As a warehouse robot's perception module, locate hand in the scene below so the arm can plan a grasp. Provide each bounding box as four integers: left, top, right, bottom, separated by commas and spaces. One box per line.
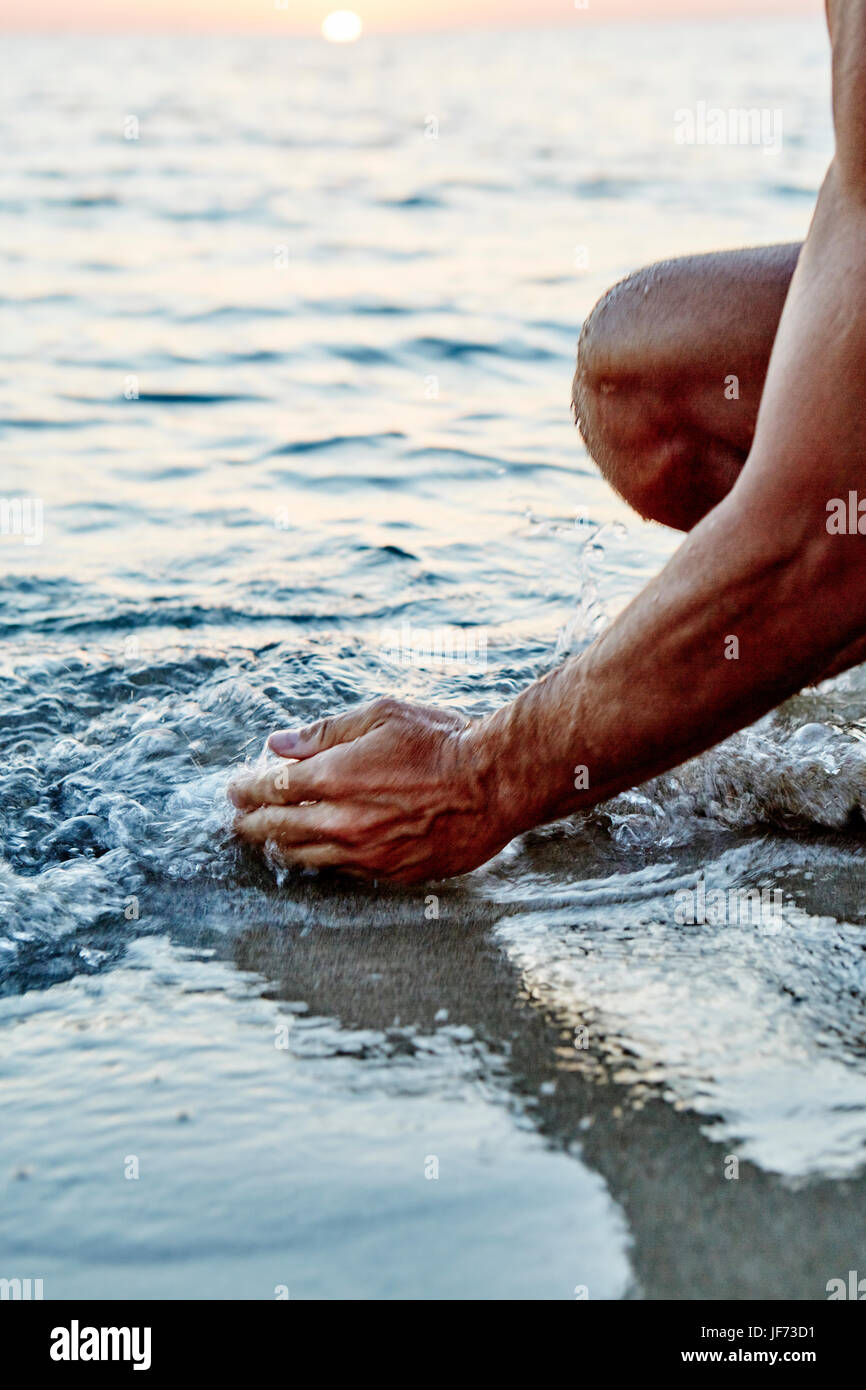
227, 698, 516, 883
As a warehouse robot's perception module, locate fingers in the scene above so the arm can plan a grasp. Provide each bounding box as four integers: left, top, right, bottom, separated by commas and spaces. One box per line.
268, 697, 402, 760
227, 756, 327, 811
233, 804, 362, 871
233, 802, 349, 848
277, 845, 365, 873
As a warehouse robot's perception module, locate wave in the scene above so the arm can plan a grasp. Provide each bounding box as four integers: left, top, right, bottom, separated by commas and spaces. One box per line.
404, 336, 560, 362
266, 431, 406, 457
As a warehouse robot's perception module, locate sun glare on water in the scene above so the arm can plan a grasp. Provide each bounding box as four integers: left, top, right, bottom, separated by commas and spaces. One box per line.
322, 11, 363, 43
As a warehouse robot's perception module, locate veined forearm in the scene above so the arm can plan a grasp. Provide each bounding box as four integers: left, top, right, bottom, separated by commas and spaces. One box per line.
473, 165, 866, 837
474, 497, 862, 833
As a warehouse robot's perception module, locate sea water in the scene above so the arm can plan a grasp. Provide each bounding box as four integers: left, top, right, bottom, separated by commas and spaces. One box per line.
2, 18, 864, 1299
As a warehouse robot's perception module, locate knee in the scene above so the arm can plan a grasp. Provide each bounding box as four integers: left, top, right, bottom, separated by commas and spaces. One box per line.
572, 269, 652, 442
572, 272, 678, 520
572, 273, 731, 532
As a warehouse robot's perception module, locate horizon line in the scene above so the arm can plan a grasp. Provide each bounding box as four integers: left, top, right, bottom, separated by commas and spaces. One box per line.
0, 11, 822, 37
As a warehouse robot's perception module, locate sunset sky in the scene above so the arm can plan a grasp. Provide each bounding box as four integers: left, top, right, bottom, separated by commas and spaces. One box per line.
0, 0, 820, 33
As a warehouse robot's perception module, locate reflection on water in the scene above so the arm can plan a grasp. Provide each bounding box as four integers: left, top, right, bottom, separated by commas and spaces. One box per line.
2, 19, 865, 1297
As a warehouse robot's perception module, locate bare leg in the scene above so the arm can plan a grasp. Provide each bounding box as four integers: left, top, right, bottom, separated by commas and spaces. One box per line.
573, 243, 802, 531
573, 241, 866, 678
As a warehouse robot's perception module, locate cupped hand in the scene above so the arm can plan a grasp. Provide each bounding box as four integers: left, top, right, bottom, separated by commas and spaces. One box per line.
227, 698, 515, 883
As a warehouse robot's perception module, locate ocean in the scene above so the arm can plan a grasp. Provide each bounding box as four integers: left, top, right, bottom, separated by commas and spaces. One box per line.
2, 16, 865, 1299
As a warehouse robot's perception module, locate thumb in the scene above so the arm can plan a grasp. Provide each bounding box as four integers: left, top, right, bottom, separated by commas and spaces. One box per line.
268, 697, 401, 759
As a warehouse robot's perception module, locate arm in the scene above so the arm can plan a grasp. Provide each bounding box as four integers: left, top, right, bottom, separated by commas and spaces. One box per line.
476, 161, 866, 834
229, 11, 866, 882
475, 5, 866, 832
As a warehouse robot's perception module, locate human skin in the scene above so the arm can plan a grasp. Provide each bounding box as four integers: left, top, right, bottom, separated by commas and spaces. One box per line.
229, 2, 866, 883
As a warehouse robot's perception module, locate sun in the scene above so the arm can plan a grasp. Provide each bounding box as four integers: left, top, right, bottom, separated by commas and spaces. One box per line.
322, 11, 363, 43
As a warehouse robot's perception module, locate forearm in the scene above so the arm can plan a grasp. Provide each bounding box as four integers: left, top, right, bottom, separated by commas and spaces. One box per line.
475, 163, 866, 835
473, 498, 856, 832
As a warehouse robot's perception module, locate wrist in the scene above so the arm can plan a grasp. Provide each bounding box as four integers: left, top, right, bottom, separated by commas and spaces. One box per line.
458, 708, 537, 839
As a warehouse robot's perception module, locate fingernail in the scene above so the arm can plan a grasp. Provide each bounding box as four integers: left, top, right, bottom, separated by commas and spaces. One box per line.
269, 730, 299, 755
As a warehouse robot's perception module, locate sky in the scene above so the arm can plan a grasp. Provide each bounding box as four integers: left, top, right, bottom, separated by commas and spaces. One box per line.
0, 0, 820, 34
